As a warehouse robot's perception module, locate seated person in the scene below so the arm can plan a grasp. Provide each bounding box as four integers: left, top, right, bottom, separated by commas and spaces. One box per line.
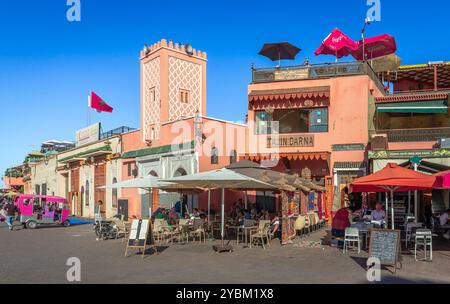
331, 207, 352, 238
236, 211, 245, 226
192, 208, 201, 218
244, 209, 252, 220
440, 209, 450, 239
371, 203, 386, 223
270, 212, 281, 238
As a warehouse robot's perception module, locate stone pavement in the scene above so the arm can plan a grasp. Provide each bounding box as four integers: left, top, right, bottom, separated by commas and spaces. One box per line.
1, 221, 449, 284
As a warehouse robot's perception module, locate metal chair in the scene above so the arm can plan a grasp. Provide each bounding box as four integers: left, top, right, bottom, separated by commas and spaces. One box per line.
343, 227, 361, 254
415, 229, 433, 262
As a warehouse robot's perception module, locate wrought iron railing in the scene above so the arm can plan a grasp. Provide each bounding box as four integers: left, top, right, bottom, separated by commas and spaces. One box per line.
252, 61, 386, 93
100, 126, 136, 140
373, 127, 450, 142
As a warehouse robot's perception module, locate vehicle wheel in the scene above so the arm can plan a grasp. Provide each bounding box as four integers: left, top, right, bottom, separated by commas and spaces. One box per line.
26, 221, 37, 229
63, 220, 71, 227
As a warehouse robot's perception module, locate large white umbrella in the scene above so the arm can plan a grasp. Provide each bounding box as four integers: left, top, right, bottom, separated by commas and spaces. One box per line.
99, 176, 176, 217
162, 168, 277, 246
100, 176, 173, 190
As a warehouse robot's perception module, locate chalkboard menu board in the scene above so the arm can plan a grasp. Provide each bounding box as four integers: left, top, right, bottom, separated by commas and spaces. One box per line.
125, 219, 157, 258
369, 229, 401, 273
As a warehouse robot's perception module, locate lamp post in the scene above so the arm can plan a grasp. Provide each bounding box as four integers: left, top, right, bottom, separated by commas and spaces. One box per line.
410, 156, 423, 223
362, 18, 371, 62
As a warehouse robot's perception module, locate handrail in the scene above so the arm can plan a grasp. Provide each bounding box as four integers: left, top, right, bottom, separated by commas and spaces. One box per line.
373, 127, 450, 142
252, 61, 386, 94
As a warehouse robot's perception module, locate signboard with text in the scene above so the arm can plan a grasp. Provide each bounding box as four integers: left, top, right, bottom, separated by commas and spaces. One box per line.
267, 135, 314, 148
76, 123, 101, 147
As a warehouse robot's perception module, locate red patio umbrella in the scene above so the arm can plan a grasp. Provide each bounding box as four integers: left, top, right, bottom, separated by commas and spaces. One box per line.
314, 28, 359, 60
351, 34, 397, 61
350, 163, 434, 229
433, 170, 450, 189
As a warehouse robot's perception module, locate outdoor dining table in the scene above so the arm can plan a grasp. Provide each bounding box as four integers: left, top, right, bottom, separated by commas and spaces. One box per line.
237, 226, 257, 246
351, 222, 374, 249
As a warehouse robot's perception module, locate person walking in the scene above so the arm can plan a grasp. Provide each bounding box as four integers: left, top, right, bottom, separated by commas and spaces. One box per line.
3, 200, 18, 231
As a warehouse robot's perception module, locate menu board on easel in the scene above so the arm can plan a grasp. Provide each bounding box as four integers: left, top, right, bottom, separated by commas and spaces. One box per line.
124, 219, 157, 258
368, 229, 402, 274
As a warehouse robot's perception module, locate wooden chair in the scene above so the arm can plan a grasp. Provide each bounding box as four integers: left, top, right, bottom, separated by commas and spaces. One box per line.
250, 222, 271, 249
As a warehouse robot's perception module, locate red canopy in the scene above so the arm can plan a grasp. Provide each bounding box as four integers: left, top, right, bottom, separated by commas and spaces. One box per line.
314, 28, 359, 59
351, 34, 397, 61
350, 163, 435, 193
433, 170, 450, 189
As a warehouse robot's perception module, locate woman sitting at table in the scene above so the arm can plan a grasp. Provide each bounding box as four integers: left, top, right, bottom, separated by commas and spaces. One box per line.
371, 202, 386, 225
270, 212, 281, 238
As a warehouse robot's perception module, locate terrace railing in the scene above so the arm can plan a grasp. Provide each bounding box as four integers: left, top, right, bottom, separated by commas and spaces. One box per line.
373, 127, 450, 142
252, 61, 386, 94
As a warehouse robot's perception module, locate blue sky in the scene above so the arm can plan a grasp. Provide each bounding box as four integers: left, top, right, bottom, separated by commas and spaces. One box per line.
1, 0, 449, 184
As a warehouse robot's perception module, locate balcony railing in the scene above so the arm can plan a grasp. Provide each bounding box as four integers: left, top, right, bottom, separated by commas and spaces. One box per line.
373, 127, 450, 142
100, 126, 136, 140
252, 61, 386, 94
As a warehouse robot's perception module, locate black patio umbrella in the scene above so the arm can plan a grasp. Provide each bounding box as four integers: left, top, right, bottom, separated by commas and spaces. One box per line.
258, 42, 301, 66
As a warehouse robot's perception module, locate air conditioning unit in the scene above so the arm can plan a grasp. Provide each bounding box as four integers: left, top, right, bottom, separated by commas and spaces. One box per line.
370, 133, 388, 151
438, 138, 450, 149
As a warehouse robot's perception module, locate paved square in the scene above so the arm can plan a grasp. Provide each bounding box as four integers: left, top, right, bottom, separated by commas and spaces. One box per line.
1, 221, 449, 284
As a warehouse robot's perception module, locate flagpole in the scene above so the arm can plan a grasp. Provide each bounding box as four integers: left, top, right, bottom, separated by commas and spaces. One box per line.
87, 92, 91, 126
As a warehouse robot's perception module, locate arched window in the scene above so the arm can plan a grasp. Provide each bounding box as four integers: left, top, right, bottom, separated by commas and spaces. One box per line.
230, 150, 237, 164
85, 181, 90, 207
112, 178, 118, 209
211, 147, 219, 164
174, 167, 187, 177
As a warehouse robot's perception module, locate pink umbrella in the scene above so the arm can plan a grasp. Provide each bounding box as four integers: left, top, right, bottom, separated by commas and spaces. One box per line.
351, 34, 397, 60
314, 28, 359, 59
433, 170, 450, 189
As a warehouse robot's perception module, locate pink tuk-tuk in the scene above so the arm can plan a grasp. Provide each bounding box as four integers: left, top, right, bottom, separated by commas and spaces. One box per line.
14, 195, 71, 229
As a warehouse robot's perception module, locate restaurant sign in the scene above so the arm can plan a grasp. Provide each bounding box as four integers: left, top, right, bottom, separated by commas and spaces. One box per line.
267, 135, 314, 148
76, 123, 101, 147
369, 149, 450, 159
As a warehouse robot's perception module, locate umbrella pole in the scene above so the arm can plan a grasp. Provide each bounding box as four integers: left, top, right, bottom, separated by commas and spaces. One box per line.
385, 192, 388, 229
148, 188, 152, 219
207, 189, 211, 224
221, 188, 225, 247
391, 189, 395, 230
244, 191, 248, 209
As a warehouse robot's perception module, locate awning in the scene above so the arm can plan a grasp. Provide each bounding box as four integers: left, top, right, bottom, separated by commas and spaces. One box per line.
377, 100, 448, 113
249, 87, 330, 102
243, 152, 330, 162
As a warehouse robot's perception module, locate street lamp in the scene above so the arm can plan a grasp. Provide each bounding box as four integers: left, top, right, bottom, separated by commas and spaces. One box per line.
362, 18, 372, 62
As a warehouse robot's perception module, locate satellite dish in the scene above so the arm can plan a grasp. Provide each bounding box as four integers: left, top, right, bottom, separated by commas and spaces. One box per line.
185, 43, 194, 56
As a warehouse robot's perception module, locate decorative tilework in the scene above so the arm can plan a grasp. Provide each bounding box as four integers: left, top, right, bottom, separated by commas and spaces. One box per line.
168, 56, 202, 121
143, 57, 161, 140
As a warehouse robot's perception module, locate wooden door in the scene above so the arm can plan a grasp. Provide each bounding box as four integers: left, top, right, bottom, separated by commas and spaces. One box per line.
70, 168, 81, 216
94, 164, 106, 216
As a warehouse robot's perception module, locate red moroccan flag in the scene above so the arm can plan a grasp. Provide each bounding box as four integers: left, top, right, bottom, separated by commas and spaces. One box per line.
89, 91, 113, 113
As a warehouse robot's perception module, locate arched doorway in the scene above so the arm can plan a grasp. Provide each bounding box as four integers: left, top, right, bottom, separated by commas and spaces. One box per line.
174, 167, 187, 177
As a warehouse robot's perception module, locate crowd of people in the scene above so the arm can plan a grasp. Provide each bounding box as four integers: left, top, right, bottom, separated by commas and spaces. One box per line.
149, 198, 282, 239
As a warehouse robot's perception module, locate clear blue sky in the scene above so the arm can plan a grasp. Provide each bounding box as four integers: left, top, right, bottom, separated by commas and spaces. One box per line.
1, 0, 449, 184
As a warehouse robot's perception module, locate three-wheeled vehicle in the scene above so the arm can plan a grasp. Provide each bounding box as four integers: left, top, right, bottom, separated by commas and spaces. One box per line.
14, 195, 71, 229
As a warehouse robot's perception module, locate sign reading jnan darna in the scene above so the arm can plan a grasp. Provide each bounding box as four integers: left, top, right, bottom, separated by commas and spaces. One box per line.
267, 135, 314, 148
